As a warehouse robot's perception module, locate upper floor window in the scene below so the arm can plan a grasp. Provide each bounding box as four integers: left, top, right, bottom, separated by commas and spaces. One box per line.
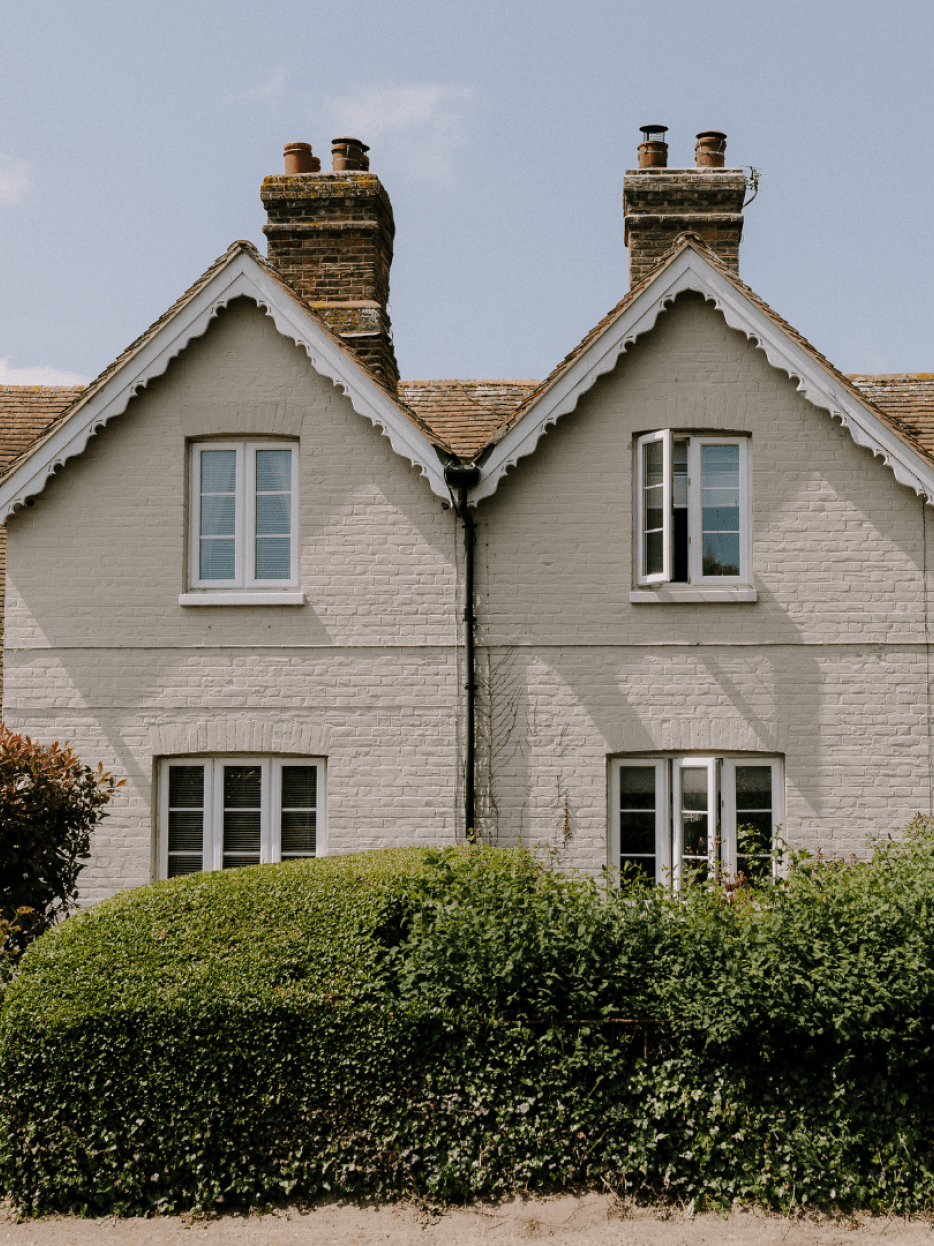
189, 441, 298, 590
635, 432, 751, 587
609, 755, 783, 887
158, 755, 324, 879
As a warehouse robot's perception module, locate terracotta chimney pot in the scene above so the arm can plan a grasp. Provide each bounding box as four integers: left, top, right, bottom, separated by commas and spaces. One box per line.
283, 142, 320, 174
332, 136, 370, 172
638, 125, 669, 169
695, 130, 727, 168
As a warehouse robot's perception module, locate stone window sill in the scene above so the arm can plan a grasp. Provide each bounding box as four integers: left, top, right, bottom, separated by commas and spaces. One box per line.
179, 591, 306, 607
629, 586, 757, 604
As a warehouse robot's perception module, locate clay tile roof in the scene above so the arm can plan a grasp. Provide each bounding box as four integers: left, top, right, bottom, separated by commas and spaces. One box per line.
399, 380, 538, 459
0, 386, 85, 474
847, 375, 934, 459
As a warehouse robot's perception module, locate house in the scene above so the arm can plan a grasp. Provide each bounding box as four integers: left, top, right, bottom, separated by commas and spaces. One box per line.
1, 127, 933, 904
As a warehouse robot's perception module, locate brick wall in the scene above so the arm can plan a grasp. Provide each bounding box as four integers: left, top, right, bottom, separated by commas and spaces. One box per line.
471, 291, 933, 865
623, 169, 746, 284
3, 298, 460, 903
262, 172, 399, 390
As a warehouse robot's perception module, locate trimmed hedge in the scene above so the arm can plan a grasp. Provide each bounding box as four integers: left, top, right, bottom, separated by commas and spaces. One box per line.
4, 836, 934, 1215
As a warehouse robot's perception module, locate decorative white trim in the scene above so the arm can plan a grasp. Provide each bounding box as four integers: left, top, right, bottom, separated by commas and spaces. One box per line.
471, 245, 934, 507
629, 586, 757, 603
0, 248, 448, 522
179, 591, 306, 606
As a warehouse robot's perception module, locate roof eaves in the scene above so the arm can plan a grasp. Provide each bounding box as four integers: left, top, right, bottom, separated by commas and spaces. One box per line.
0, 243, 453, 517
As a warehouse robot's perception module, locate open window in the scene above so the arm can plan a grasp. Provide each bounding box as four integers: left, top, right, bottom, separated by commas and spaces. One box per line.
184, 440, 301, 602
634, 433, 751, 590
610, 755, 783, 886
158, 756, 325, 878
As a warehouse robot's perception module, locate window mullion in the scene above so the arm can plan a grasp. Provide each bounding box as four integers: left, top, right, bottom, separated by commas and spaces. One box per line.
721, 758, 738, 877
264, 759, 277, 863
687, 440, 701, 584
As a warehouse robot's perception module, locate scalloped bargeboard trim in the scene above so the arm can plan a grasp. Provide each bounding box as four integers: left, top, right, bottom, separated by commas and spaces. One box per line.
0, 249, 449, 523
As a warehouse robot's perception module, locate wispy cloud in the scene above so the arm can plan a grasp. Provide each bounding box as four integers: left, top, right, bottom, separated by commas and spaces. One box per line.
323, 84, 477, 182
0, 158, 30, 205
0, 359, 91, 386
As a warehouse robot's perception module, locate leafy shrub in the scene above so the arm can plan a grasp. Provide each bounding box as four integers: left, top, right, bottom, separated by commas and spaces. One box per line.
4, 834, 934, 1215
0, 727, 121, 975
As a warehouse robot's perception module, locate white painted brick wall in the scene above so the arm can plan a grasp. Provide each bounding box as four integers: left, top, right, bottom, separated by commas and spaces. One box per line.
472, 292, 934, 863
4, 299, 463, 904
5, 290, 932, 899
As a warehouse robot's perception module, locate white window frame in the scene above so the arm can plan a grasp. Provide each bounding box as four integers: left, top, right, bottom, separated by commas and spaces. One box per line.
157, 755, 326, 880
608, 758, 671, 884
187, 440, 300, 593
672, 756, 718, 889
635, 429, 672, 584
720, 756, 784, 881
633, 432, 752, 594
610, 755, 783, 887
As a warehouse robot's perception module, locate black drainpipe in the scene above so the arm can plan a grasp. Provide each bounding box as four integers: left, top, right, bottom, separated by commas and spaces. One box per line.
444, 462, 482, 841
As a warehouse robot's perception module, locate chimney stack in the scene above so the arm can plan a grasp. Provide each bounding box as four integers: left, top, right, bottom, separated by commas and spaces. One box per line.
261, 139, 399, 390
623, 128, 747, 287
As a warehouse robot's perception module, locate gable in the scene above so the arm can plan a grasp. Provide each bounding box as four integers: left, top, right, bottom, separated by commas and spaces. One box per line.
469, 241, 934, 508
0, 245, 451, 524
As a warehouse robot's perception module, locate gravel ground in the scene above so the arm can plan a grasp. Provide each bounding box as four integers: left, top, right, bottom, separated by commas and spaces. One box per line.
3, 1194, 933, 1246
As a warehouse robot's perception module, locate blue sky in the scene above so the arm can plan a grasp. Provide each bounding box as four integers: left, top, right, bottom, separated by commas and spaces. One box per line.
1, 0, 932, 384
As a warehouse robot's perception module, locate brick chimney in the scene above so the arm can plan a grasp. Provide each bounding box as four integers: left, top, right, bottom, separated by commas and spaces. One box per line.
623, 128, 747, 286
261, 139, 399, 390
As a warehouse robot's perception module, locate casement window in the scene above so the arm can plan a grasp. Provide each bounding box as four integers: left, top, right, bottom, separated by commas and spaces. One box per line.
609, 755, 782, 886
158, 757, 325, 879
634, 432, 752, 591
186, 441, 299, 599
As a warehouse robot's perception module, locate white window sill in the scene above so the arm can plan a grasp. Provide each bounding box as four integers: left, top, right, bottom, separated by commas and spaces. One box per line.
630, 586, 757, 604
179, 591, 306, 607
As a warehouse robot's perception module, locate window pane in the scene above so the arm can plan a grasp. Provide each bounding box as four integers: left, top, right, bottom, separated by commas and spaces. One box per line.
256, 449, 292, 492
736, 766, 772, 810
255, 536, 291, 580
168, 811, 203, 853
619, 766, 655, 810
223, 854, 260, 869
200, 537, 236, 580
621, 856, 655, 883
255, 494, 291, 535
282, 765, 316, 807
168, 766, 204, 874
200, 495, 236, 536
682, 813, 708, 858
701, 445, 740, 577
169, 856, 204, 877
620, 811, 656, 855
281, 811, 316, 855
642, 440, 665, 576
681, 768, 708, 811
223, 811, 262, 851
224, 766, 261, 807
201, 450, 237, 493
169, 766, 204, 808
702, 532, 740, 577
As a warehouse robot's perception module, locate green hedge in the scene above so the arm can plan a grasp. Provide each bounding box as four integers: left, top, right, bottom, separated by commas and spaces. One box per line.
4, 836, 934, 1215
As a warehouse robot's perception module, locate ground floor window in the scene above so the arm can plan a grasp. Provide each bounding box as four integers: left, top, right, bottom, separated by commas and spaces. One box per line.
157, 756, 325, 879
609, 755, 783, 886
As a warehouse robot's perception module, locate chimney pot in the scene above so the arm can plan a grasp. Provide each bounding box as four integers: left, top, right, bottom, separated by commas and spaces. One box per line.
283, 142, 320, 175
638, 124, 669, 168
695, 130, 727, 168
332, 136, 370, 172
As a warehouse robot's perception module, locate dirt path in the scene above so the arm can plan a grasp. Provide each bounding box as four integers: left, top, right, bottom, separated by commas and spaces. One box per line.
3, 1195, 932, 1246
